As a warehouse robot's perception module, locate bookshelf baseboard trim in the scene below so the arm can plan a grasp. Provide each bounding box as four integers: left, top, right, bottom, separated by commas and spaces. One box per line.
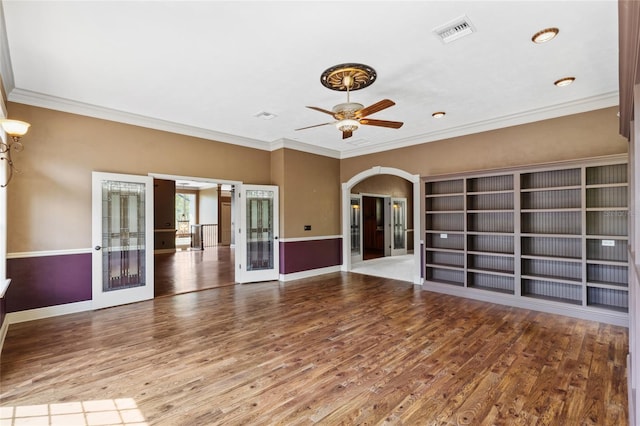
422, 280, 628, 327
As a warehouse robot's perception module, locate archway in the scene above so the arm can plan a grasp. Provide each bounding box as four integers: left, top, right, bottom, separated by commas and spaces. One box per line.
342, 166, 422, 285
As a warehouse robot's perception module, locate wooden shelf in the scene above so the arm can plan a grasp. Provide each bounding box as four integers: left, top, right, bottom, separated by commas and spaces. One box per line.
424, 159, 629, 317
425, 192, 464, 198
466, 190, 514, 195
521, 254, 582, 263
587, 282, 629, 291
468, 268, 514, 277
426, 263, 464, 271
521, 274, 582, 286
520, 185, 581, 193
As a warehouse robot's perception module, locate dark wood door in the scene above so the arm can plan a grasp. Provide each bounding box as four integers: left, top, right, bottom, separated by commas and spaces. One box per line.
363, 196, 384, 259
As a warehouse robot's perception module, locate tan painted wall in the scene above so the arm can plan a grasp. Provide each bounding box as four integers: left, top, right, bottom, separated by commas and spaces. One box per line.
6, 102, 629, 253
274, 148, 340, 238
351, 174, 413, 229
7, 102, 272, 252
352, 174, 415, 251
270, 148, 286, 236
340, 107, 629, 182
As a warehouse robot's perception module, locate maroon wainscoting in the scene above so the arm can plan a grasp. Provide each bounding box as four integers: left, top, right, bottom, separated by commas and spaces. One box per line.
0, 296, 5, 329
6, 253, 92, 313
279, 238, 342, 274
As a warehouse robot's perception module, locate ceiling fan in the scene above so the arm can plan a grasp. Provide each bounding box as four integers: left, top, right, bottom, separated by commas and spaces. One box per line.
296, 63, 404, 139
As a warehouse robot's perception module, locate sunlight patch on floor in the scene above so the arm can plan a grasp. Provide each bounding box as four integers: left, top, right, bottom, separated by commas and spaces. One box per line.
0, 398, 147, 426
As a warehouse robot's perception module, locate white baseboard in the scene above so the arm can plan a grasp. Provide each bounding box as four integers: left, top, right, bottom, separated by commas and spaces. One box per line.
5, 301, 93, 325
0, 316, 9, 355
0, 301, 93, 356
279, 265, 342, 282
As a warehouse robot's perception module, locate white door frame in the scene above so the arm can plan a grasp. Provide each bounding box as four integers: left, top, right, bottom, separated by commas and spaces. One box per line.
149, 172, 241, 272
236, 184, 279, 283
350, 194, 363, 264
391, 197, 408, 256
342, 167, 422, 284
92, 172, 154, 309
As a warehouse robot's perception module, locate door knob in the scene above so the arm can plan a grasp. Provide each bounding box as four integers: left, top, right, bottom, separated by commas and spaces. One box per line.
95, 245, 102, 251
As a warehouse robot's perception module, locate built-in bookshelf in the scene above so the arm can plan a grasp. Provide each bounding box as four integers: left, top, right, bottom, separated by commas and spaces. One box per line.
423, 156, 629, 325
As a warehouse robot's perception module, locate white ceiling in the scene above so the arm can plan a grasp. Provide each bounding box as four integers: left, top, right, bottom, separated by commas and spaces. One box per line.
0, 1, 620, 159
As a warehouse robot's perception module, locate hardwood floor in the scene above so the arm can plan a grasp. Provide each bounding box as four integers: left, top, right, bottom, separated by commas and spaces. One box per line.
0, 273, 628, 425
154, 246, 235, 298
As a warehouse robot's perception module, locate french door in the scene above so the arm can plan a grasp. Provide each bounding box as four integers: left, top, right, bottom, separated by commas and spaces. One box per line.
391, 197, 407, 256
350, 195, 363, 263
92, 172, 154, 309
236, 184, 279, 283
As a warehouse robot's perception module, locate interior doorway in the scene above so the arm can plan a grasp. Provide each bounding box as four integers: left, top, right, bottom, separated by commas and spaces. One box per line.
363, 196, 385, 260
219, 195, 232, 245
342, 167, 422, 285
150, 174, 239, 297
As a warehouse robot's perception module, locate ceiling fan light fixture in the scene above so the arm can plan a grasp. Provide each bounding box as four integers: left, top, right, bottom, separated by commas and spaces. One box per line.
336, 119, 360, 132
532, 27, 559, 44
554, 77, 575, 87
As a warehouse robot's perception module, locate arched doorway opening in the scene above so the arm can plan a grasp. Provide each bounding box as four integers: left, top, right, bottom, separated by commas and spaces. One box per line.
341, 166, 422, 285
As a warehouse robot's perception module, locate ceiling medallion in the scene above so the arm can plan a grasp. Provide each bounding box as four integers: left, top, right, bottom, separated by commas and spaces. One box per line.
320, 63, 377, 91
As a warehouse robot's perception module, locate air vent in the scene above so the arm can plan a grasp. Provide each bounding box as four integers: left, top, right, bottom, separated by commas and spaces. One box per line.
254, 111, 277, 120
433, 15, 475, 44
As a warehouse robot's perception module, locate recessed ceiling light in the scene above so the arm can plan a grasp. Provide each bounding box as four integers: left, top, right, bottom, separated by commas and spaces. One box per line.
432, 112, 446, 118
532, 27, 559, 44
554, 77, 575, 87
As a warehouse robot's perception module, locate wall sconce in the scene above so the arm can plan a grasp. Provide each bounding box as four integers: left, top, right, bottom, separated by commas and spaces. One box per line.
0, 118, 31, 187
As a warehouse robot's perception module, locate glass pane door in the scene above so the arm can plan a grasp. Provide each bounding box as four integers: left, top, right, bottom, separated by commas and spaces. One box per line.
350, 196, 363, 263
392, 197, 407, 256
247, 189, 274, 271
236, 184, 279, 283
92, 172, 154, 309
102, 180, 146, 291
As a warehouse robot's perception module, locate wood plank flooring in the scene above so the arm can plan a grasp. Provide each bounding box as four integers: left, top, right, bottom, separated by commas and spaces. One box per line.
154, 247, 235, 298
0, 273, 628, 425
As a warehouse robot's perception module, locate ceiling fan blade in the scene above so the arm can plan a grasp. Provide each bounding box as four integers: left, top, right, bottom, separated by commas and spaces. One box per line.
306, 106, 336, 116
342, 130, 353, 139
356, 99, 396, 118
360, 118, 404, 129
295, 122, 333, 131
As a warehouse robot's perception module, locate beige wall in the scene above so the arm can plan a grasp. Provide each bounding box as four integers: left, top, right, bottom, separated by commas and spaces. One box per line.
351, 174, 414, 228
270, 148, 285, 237
341, 107, 628, 182
7, 102, 272, 252
272, 148, 341, 238
352, 174, 413, 198
6, 102, 629, 253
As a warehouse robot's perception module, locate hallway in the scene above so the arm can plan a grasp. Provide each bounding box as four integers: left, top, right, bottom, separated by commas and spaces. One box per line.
350, 254, 414, 283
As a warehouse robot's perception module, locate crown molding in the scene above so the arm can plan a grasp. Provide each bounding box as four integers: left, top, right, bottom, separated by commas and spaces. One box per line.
270, 138, 341, 159
7, 88, 272, 151
6, 87, 619, 160
339, 91, 620, 159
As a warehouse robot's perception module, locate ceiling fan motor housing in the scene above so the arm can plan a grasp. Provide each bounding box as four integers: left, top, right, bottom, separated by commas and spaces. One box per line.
332, 102, 364, 119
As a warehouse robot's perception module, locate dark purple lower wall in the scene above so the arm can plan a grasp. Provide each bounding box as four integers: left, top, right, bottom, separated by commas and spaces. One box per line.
6, 253, 92, 312
280, 238, 342, 274
0, 296, 5, 329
